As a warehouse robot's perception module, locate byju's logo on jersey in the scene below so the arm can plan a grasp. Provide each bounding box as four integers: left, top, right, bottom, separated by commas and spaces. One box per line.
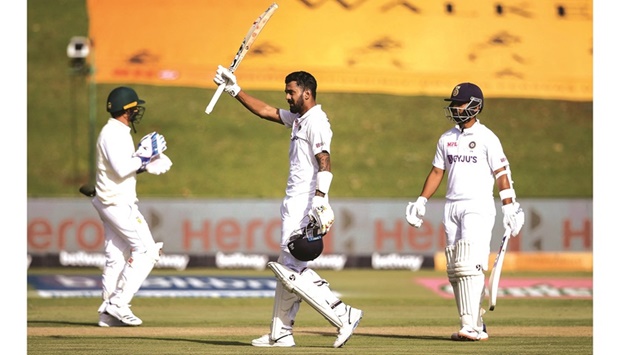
447, 155, 478, 164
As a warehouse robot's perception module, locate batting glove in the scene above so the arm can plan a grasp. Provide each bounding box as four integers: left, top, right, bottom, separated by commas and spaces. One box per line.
309, 196, 335, 235
502, 202, 524, 237
405, 196, 427, 228
214, 65, 241, 97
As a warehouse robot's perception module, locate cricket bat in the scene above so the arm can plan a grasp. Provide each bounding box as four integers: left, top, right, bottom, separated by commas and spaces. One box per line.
205, 2, 279, 114
488, 227, 511, 311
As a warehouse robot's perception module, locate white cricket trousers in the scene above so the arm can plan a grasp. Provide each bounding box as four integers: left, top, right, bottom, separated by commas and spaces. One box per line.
443, 198, 495, 268
91, 198, 157, 301
279, 193, 313, 271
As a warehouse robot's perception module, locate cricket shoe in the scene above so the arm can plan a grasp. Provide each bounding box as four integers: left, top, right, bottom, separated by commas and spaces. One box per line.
451, 325, 489, 341
334, 306, 363, 348
98, 312, 126, 327
105, 303, 143, 326
251, 333, 295, 347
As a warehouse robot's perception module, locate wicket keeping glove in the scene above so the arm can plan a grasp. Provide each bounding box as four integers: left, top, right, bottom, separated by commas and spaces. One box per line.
309, 196, 335, 235
145, 153, 173, 175
501, 202, 524, 237
214, 65, 241, 97
134, 132, 167, 170
405, 196, 427, 228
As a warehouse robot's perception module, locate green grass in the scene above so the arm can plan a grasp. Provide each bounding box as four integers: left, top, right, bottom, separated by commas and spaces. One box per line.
27, 268, 593, 354
26, 0, 592, 199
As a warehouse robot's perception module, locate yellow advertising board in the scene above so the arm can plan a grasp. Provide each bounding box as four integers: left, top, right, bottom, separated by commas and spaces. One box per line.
434, 252, 593, 272
87, 0, 592, 101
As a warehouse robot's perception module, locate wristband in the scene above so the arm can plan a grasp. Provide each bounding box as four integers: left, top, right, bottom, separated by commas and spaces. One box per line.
499, 188, 516, 200
316, 171, 333, 195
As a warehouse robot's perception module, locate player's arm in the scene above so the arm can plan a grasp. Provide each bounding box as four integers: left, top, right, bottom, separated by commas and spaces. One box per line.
309, 151, 334, 234
494, 165, 524, 237
419, 166, 444, 200
214, 66, 283, 124
102, 136, 142, 178
235, 90, 283, 124
314, 151, 331, 197
406, 166, 444, 228
494, 166, 514, 204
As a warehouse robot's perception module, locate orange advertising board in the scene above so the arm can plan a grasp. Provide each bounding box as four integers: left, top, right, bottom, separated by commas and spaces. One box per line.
87, 0, 592, 101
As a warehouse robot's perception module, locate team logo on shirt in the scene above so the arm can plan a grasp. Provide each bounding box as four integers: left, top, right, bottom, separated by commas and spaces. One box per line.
469, 141, 476, 149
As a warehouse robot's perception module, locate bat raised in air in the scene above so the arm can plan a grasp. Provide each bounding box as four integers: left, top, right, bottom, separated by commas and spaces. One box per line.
205, 2, 279, 114
488, 227, 511, 311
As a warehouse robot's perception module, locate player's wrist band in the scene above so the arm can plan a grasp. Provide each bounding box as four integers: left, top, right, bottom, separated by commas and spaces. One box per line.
499, 188, 516, 200
316, 171, 333, 195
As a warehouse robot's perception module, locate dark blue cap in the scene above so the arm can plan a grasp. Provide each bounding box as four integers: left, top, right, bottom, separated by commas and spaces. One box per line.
444, 82, 483, 103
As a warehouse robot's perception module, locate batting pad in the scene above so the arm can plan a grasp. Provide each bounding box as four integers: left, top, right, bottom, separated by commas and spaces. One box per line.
454, 240, 485, 331
268, 262, 343, 328
270, 282, 300, 340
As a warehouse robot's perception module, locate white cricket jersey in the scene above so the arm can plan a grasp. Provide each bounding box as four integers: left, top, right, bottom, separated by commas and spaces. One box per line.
279, 105, 332, 197
432, 120, 509, 201
94, 118, 143, 205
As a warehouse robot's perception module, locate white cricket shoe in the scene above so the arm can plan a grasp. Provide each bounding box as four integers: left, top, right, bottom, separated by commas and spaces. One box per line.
451, 325, 489, 341
334, 306, 363, 348
251, 333, 295, 347
105, 303, 143, 326
98, 312, 126, 327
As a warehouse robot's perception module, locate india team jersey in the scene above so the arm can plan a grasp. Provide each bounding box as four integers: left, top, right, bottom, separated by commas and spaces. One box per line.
279, 105, 332, 197
432, 120, 509, 201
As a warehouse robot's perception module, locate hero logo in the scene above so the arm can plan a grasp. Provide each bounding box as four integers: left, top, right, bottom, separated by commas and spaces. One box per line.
447, 155, 478, 164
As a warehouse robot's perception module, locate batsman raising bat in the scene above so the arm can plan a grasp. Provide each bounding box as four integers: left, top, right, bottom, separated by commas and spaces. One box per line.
212, 67, 362, 348
405, 82, 524, 341
90, 86, 172, 327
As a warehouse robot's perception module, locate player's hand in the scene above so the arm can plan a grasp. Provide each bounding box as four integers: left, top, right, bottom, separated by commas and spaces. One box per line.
309, 196, 335, 235
405, 196, 427, 228
134, 132, 167, 168
146, 153, 173, 175
501, 202, 524, 237
214, 65, 241, 97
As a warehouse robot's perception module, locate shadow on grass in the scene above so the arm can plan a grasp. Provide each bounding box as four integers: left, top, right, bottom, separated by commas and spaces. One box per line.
300, 329, 450, 342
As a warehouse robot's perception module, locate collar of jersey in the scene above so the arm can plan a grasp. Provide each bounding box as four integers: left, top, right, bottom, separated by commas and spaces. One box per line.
457, 119, 481, 134
297, 104, 322, 123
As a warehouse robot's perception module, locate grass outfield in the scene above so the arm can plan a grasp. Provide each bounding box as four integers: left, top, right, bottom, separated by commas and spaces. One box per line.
27, 268, 593, 354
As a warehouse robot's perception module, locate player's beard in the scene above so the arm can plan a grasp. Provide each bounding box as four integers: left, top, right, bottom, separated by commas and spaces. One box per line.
289, 96, 304, 114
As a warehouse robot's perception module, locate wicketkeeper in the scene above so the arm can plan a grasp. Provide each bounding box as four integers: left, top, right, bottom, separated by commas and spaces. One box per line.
91, 86, 172, 327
